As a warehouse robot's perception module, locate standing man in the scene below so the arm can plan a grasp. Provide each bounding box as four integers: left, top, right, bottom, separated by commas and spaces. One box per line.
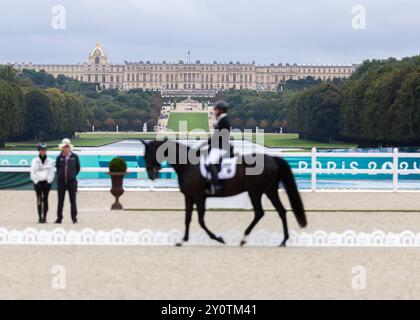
55, 138, 80, 224
30, 143, 55, 224
206, 100, 231, 196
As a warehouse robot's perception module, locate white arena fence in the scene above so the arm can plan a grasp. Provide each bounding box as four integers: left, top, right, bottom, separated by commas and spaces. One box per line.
0, 148, 420, 193
1, 228, 420, 247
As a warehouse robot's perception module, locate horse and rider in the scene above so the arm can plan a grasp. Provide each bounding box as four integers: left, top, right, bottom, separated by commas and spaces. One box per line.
206, 100, 232, 196
142, 100, 307, 247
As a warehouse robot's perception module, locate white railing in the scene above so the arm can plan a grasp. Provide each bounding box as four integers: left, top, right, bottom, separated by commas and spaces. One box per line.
0, 148, 420, 192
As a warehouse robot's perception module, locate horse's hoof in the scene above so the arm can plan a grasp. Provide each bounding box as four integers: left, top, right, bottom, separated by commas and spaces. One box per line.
279, 242, 287, 247
175, 242, 183, 247
216, 237, 225, 244
240, 240, 246, 247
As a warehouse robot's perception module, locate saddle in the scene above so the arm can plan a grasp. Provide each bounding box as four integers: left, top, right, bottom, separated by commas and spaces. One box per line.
200, 156, 238, 180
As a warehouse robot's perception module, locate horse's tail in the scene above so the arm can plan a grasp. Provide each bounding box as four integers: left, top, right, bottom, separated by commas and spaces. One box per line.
275, 157, 307, 228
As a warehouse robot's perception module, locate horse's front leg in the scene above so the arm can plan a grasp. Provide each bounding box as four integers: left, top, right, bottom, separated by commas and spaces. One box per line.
196, 198, 225, 244
176, 195, 194, 247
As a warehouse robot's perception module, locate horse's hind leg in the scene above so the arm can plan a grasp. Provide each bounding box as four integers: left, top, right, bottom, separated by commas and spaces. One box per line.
176, 195, 194, 247
240, 192, 264, 246
196, 198, 225, 244
266, 190, 289, 247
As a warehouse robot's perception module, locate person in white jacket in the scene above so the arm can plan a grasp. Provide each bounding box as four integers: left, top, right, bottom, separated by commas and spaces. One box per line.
30, 143, 55, 223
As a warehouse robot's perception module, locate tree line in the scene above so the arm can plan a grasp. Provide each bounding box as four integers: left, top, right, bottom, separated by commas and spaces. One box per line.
286, 56, 420, 146
2, 56, 419, 147
0, 66, 87, 146
18, 68, 162, 132
216, 90, 291, 132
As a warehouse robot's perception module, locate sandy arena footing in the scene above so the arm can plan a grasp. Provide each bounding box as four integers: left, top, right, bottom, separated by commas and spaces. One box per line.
0, 190, 419, 299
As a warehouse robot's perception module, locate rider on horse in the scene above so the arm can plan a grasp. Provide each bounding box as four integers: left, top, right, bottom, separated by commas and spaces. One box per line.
206, 100, 231, 196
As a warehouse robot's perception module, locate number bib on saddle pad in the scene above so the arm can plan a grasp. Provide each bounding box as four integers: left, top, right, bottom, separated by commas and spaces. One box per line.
200, 156, 238, 180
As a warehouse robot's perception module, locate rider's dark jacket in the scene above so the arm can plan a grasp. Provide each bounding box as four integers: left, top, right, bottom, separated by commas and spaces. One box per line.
209, 114, 232, 156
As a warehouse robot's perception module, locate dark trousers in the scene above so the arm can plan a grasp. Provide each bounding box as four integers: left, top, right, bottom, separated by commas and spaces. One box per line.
57, 180, 78, 222
34, 181, 51, 221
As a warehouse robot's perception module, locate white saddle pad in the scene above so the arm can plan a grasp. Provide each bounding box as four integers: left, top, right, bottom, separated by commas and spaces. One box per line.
200, 156, 238, 180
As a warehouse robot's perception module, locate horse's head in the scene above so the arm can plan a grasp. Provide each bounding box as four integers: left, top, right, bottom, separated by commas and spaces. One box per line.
141, 140, 162, 181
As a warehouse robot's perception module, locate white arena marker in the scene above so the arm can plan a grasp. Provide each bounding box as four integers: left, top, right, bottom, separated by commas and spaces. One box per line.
0, 228, 419, 247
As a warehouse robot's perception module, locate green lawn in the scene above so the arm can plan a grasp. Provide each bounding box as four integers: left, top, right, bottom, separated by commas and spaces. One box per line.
249, 133, 356, 149
4, 137, 122, 150
167, 113, 209, 132
3, 132, 356, 151
4, 133, 159, 150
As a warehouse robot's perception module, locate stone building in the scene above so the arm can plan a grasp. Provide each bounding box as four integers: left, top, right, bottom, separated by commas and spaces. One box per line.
14, 44, 357, 92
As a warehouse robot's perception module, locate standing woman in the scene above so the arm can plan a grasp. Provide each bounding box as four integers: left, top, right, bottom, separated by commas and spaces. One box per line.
30, 143, 55, 224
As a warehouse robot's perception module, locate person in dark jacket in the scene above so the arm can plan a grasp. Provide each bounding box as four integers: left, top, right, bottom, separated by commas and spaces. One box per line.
206, 100, 231, 195
55, 138, 80, 224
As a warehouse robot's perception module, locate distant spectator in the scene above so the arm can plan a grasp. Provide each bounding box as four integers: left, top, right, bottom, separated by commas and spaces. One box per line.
30, 143, 55, 224
55, 139, 81, 224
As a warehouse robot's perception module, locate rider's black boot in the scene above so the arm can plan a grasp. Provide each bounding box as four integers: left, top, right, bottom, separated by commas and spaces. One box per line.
205, 164, 223, 196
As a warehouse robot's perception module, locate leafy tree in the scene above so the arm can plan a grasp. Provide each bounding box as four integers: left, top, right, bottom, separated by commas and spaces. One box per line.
132, 119, 143, 130
104, 117, 116, 129
340, 55, 420, 146
116, 119, 129, 130
389, 68, 420, 144
24, 90, 55, 141
0, 80, 24, 147
246, 118, 257, 129
286, 83, 343, 142
92, 119, 103, 130
260, 119, 270, 129
0, 65, 18, 82
232, 117, 243, 129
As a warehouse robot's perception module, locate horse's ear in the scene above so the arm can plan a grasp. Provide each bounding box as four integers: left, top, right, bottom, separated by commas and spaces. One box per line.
140, 139, 149, 149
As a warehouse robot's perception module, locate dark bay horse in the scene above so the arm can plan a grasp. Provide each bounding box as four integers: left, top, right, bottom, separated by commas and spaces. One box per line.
141, 140, 307, 247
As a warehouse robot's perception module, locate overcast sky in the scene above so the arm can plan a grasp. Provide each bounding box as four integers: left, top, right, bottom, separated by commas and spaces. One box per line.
0, 0, 419, 65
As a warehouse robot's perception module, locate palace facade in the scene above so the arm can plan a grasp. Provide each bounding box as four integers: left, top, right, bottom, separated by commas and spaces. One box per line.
14, 44, 357, 92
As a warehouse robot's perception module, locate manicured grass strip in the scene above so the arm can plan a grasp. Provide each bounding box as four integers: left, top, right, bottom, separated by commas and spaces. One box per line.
167, 112, 209, 132
5, 137, 123, 149
250, 133, 356, 149
4, 132, 356, 150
